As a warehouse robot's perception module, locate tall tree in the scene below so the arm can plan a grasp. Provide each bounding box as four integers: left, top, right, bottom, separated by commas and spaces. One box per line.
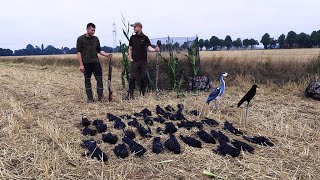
243, 39, 250, 49
278, 34, 286, 48
198, 39, 205, 50
209, 36, 220, 50
296, 32, 311, 48
260, 33, 271, 49
286, 31, 297, 48
224, 35, 233, 50
233, 38, 242, 49
249, 39, 259, 49
204, 39, 212, 50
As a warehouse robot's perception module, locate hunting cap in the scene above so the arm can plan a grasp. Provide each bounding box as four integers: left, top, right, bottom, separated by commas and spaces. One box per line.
131, 22, 143, 28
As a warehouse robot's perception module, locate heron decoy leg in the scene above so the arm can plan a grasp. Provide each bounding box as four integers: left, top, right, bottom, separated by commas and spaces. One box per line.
244, 102, 249, 128
214, 99, 218, 111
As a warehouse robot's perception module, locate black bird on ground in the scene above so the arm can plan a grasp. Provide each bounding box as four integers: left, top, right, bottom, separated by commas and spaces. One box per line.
214, 140, 240, 157
81, 117, 91, 126
143, 114, 154, 126
177, 120, 203, 130
152, 137, 164, 154
156, 127, 164, 134
163, 112, 176, 120
176, 104, 186, 120
180, 135, 202, 148
107, 113, 121, 122
123, 130, 136, 139
102, 133, 118, 144
113, 143, 129, 159
154, 116, 166, 124
137, 125, 152, 138
164, 122, 178, 134
197, 130, 216, 144
156, 105, 166, 116
82, 126, 97, 136
122, 136, 146, 157
164, 134, 181, 154
189, 110, 201, 116
201, 118, 219, 127
231, 140, 254, 154
95, 123, 107, 133
141, 108, 152, 116
224, 121, 243, 135
93, 119, 104, 125
81, 140, 108, 162
128, 118, 140, 128
133, 112, 143, 117
120, 114, 132, 120
211, 130, 230, 142
243, 135, 274, 146
114, 119, 126, 129
237, 84, 259, 127
165, 105, 175, 112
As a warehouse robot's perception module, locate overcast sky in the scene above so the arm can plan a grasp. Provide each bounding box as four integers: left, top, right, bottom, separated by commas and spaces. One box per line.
1, 0, 319, 50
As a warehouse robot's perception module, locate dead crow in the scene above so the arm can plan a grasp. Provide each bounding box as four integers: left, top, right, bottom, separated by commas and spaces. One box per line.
165, 105, 176, 112
95, 123, 107, 133
164, 134, 181, 154
107, 113, 121, 122
137, 125, 152, 138
156, 105, 166, 116
114, 119, 126, 129
214, 140, 240, 157
93, 119, 104, 125
224, 121, 243, 135
201, 118, 219, 127
124, 130, 136, 139
164, 122, 178, 134
211, 130, 230, 142
152, 137, 164, 154
102, 133, 118, 144
122, 136, 146, 157
113, 143, 129, 159
243, 135, 274, 146
81, 140, 108, 162
180, 135, 202, 148
81, 117, 91, 126
154, 116, 166, 124
231, 140, 254, 154
120, 114, 132, 120
156, 127, 164, 134
82, 126, 97, 136
197, 130, 216, 144
189, 110, 201, 116
141, 108, 152, 116
128, 118, 140, 128
133, 112, 143, 117
143, 114, 154, 126
177, 120, 203, 130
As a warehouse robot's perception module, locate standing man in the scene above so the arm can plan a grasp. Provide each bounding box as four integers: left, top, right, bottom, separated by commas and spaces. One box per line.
77, 23, 113, 103
127, 22, 160, 99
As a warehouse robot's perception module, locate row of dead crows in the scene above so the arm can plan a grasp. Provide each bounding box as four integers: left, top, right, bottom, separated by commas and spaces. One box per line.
80, 104, 274, 162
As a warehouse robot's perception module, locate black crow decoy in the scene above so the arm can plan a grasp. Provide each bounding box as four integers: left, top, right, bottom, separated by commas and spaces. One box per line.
102, 133, 118, 144
122, 136, 146, 157
137, 125, 152, 138
95, 123, 107, 133
152, 137, 164, 154
154, 116, 166, 124
114, 119, 126, 129
165, 105, 175, 112
124, 130, 136, 139
231, 140, 254, 154
128, 118, 140, 128
93, 119, 104, 125
180, 135, 202, 148
81, 140, 108, 162
164, 122, 178, 134
156, 105, 166, 116
164, 134, 181, 154
197, 130, 216, 144
143, 114, 154, 126
237, 84, 258, 127
156, 127, 164, 134
177, 120, 203, 130
189, 110, 201, 116
82, 126, 97, 136
113, 143, 129, 159
141, 108, 152, 116
201, 118, 219, 127
224, 121, 243, 135
133, 112, 143, 117
243, 135, 274, 146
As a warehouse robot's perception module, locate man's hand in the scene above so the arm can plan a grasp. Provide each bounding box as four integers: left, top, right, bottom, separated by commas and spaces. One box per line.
106, 53, 113, 59
80, 65, 85, 73
155, 46, 160, 52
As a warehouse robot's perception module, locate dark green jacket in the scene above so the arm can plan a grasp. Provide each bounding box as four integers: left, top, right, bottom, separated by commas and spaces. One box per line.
77, 34, 102, 64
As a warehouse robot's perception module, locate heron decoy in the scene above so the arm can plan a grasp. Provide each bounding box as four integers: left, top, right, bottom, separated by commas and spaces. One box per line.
237, 84, 258, 127
206, 72, 228, 110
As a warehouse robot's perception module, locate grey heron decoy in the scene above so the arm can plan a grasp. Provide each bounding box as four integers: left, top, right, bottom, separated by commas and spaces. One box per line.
206, 72, 228, 110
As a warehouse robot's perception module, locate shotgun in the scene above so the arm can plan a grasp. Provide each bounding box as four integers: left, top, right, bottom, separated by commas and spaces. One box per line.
107, 50, 113, 101
155, 40, 162, 99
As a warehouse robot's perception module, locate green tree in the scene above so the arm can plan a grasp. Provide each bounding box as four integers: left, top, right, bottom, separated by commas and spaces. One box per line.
243, 39, 250, 48
233, 38, 242, 49
296, 32, 311, 48
310, 31, 320, 47
224, 35, 233, 50
204, 39, 212, 50
278, 34, 286, 48
209, 36, 220, 50
219, 39, 225, 49
269, 38, 277, 48
286, 31, 297, 48
198, 39, 205, 50
249, 39, 259, 49
260, 33, 271, 49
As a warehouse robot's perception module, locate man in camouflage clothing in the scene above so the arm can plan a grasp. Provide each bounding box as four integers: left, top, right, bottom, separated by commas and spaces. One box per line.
77, 23, 113, 103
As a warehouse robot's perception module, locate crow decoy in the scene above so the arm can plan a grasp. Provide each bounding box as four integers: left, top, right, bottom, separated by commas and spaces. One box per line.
243, 135, 274, 146
164, 122, 178, 134
237, 84, 258, 128
214, 140, 240, 157
81, 117, 91, 126
211, 130, 230, 142
156, 105, 166, 116
124, 130, 136, 139
102, 133, 118, 144
206, 72, 228, 110
197, 130, 216, 144
224, 121, 243, 136
141, 108, 152, 116
137, 125, 152, 138
152, 137, 164, 154
201, 118, 219, 127
143, 114, 154, 126
231, 140, 254, 154
114, 119, 126, 129
81, 140, 108, 162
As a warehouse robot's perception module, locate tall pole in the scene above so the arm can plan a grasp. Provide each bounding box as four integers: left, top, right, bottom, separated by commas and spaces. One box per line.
112, 21, 117, 52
